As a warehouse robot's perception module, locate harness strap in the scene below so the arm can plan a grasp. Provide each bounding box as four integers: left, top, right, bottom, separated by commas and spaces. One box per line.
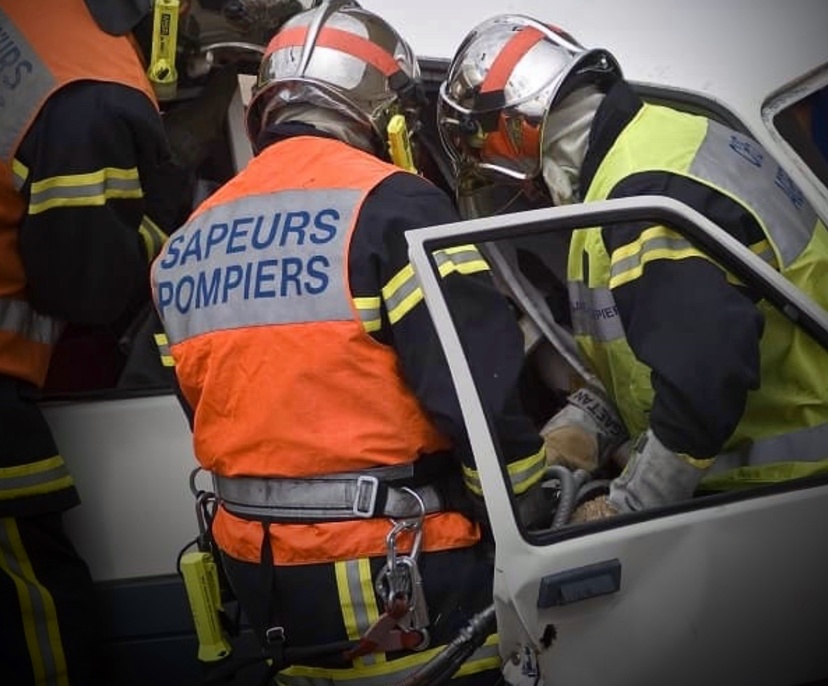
213, 469, 445, 523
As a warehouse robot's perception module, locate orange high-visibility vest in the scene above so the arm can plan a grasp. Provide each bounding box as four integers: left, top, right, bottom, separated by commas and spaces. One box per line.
152, 136, 481, 564
0, 0, 156, 386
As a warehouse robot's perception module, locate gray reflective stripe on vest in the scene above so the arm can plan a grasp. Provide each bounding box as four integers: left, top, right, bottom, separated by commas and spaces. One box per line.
0, 297, 63, 344
153, 188, 361, 344
689, 119, 817, 267
213, 472, 444, 522
275, 638, 500, 686
709, 421, 828, 475
0, 9, 56, 162
568, 280, 625, 342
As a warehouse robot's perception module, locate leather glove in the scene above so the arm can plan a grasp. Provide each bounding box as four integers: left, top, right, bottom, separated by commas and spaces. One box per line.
541, 386, 628, 473
607, 429, 713, 512
570, 494, 618, 524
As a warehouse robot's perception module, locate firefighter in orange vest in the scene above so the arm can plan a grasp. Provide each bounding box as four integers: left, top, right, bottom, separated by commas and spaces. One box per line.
0, 1, 182, 683
151, 2, 548, 683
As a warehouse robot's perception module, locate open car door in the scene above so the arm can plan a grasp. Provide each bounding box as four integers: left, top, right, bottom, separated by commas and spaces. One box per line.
406, 196, 828, 686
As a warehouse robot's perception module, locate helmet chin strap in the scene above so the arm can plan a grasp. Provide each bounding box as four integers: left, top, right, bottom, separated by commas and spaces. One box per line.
541, 85, 605, 205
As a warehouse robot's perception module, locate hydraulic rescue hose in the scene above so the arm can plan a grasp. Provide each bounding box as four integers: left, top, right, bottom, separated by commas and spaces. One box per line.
392, 604, 497, 686
392, 465, 608, 686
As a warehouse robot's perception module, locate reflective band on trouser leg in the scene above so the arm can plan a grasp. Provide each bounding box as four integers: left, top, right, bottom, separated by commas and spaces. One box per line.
275, 633, 501, 685
0, 517, 68, 686
335, 559, 385, 668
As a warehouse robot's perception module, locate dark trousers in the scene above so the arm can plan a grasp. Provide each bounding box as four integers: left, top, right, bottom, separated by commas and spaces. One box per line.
0, 513, 99, 686
221, 542, 503, 685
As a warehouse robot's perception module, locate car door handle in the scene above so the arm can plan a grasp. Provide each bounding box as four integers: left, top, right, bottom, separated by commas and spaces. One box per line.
536, 558, 622, 608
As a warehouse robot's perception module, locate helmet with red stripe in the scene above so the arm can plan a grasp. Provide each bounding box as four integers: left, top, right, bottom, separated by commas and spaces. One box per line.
438, 14, 621, 185
245, 0, 423, 150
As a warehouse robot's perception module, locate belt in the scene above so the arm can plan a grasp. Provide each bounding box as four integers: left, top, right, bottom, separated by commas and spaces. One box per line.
213, 466, 446, 523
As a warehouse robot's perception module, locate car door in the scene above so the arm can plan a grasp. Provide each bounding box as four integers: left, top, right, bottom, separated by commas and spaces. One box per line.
406, 196, 828, 686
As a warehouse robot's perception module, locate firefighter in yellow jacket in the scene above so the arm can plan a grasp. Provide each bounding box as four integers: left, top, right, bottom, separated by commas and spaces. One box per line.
0, 1, 179, 682
437, 14, 828, 521
152, 2, 547, 683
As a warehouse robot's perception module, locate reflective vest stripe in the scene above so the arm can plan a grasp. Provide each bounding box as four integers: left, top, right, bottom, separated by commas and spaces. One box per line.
0, 298, 63, 345
689, 119, 816, 267
276, 633, 500, 685
0, 517, 69, 684
28, 167, 143, 215
335, 559, 385, 667
568, 280, 624, 342
462, 445, 546, 496
709, 421, 828, 474
0, 456, 74, 501
153, 188, 361, 344
608, 226, 700, 289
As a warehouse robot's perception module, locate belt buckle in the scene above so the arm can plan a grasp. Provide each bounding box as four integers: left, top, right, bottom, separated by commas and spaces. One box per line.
353, 475, 380, 518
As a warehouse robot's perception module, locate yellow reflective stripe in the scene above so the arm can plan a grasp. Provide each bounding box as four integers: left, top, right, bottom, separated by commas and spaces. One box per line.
335, 559, 384, 668
679, 454, 716, 470
609, 226, 704, 289
12, 158, 29, 190
462, 446, 545, 496
505, 445, 547, 494
153, 333, 174, 367
0, 517, 69, 686
353, 296, 382, 333
0, 455, 74, 500
138, 215, 168, 262
335, 561, 360, 640
454, 632, 501, 677
277, 632, 500, 684
28, 167, 143, 215
382, 246, 490, 325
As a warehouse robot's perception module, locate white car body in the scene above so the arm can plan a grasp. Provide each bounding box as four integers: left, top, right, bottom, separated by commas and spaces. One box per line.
47, 0, 828, 683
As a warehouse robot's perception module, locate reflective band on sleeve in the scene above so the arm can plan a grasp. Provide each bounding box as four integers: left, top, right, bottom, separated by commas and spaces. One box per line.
689, 119, 817, 267
608, 226, 702, 289
708, 421, 828, 475
139, 215, 168, 262
153, 332, 174, 367
153, 189, 361, 344
353, 296, 382, 333
0, 298, 63, 345
28, 167, 143, 215
0, 518, 69, 685
462, 445, 546, 497
0, 8, 56, 161
567, 280, 624, 342
0, 455, 74, 501
382, 245, 490, 325
11, 158, 28, 190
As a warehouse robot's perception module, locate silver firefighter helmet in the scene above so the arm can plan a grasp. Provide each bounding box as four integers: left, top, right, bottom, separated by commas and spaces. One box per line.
438, 14, 621, 186
245, 0, 423, 148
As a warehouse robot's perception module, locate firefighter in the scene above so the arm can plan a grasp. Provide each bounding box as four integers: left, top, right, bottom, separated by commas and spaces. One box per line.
151, 2, 548, 683
0, 0, 187, 682
437, 14, 828, 522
